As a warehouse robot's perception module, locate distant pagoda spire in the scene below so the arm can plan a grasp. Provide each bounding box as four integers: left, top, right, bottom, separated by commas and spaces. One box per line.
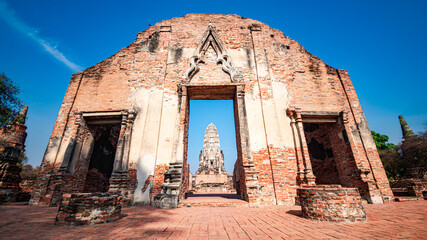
398, 115, 415, 138
6, 106, 28, 127
17, 106, 28, 124
196, 123, 226, 174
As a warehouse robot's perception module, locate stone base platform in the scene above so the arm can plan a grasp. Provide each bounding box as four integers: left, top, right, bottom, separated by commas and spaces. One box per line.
297, 185, 367, 223
179, 192, 248, 207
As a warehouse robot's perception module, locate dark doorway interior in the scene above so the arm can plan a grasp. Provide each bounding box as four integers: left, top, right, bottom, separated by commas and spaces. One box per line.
303, 123, 342, 185
84, 124, 120, 192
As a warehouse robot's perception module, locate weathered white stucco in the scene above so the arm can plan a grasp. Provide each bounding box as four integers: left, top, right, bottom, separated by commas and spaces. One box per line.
130, 88, 164, 204
156, 92, 180, 165
44, 138, 62, 164
245, 85, 268, 152
271, 81, 294, 148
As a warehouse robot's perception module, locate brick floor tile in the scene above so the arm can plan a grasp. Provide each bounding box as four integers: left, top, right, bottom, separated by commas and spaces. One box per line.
0, 201, 426, 239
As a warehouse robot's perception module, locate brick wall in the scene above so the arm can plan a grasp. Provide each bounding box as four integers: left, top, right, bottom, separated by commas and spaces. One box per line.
31, 14, 393, 207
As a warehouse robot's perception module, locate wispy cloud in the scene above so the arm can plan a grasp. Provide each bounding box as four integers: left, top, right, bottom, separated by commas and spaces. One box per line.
0, 0, 83, 72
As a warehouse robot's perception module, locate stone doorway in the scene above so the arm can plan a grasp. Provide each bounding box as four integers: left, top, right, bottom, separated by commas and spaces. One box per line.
300, 113, 370, 199
179, 84, 249, 205
83, 124, 120, 193
188, 101, 235, 194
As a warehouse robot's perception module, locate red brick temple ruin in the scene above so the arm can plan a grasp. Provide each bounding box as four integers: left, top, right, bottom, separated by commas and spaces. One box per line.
0, 107, 29, 202
389, 115, 426, 200
30, 14, 393, 208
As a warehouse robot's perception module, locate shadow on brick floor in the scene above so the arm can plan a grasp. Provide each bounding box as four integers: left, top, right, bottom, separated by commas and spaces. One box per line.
0, 201, 426, 239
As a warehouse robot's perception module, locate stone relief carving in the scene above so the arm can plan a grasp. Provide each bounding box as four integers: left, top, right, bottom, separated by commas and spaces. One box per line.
184, 22, 242, 82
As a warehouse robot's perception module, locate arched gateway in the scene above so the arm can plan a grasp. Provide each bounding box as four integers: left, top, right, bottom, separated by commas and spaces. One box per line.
30, 14, 393, 207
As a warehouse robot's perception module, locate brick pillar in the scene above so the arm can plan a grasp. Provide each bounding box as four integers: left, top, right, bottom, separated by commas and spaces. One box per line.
175, 85, 188, 201
294, 109, 316, 185
59, 112, 83, 172
109, 111, 135, 205
121, 111, 135, 172
287, 108, 305, 185
235, 84, 259, 202
112, 112, 128, 173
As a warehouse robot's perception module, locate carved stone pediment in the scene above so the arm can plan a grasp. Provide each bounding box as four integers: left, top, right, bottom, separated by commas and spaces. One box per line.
184, 23, 242, 82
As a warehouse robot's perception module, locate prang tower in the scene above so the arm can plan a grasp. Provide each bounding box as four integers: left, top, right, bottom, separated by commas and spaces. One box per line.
197, 123, 226, 174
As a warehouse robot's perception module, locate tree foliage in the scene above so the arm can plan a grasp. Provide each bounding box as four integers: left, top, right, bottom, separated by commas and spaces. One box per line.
17, 149, 29, 167
371, 131, 401, 179
20, 164, 40, 180
371, 131, 396, 150
372, 130, 427, 180
0, 73, 23, 128
378, 147, 403, 180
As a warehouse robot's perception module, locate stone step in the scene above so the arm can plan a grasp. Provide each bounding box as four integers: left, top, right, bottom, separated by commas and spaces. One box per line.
161, 183, 180, 189
178, 201, 249, 208
178, 192, 248, 208
395, 196, 422, 202
169, 162, 183, 168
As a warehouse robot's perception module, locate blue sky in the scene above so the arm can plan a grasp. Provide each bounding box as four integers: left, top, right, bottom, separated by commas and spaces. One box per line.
0, 0, 426, 168
189, 100, 237, 174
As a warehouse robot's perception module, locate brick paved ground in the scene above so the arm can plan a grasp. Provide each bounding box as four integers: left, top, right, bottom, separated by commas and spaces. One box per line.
0, 200, 426, 239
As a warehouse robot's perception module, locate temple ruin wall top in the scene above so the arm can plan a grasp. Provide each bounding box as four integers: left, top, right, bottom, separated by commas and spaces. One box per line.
67, 14, 354, 115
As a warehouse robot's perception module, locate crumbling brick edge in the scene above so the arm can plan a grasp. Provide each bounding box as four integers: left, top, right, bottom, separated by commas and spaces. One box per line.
55, 193, 122, 226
